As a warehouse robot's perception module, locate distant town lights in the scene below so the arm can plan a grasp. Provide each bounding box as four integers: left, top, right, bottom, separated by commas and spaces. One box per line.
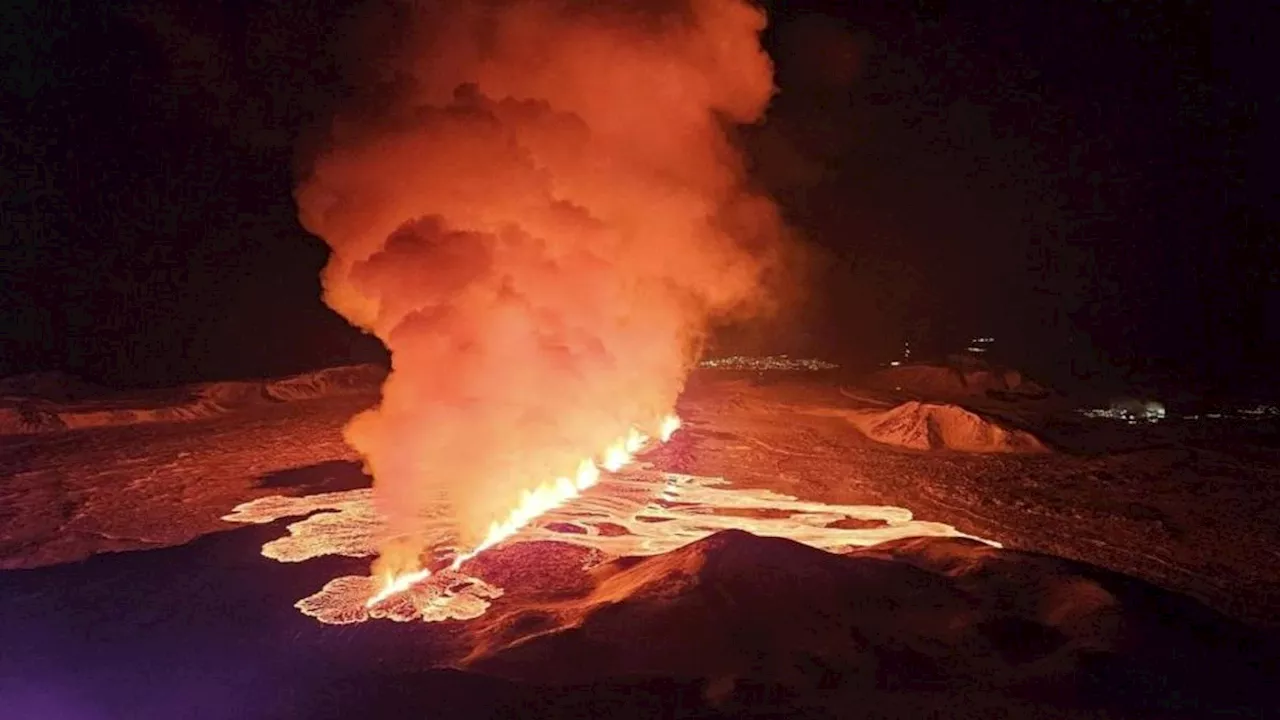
967, 336, 995, 354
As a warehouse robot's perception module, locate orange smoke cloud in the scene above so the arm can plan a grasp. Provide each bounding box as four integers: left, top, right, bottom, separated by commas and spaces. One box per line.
295, 0, 787, 570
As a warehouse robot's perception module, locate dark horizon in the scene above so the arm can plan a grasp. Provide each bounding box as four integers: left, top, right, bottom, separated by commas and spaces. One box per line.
3, 0, 1275, 394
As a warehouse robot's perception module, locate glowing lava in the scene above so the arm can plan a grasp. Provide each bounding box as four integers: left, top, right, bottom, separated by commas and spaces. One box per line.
226, 461, 1001, 626
366, 567, 433, 608
366, 413, 682, 605
659, 414, 682, 442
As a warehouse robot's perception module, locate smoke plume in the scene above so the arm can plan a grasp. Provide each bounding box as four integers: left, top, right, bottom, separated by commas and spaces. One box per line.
295, 0, 787, 573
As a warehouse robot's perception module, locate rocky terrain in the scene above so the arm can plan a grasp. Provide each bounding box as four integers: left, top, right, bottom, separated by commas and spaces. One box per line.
2, 362, 1277, 718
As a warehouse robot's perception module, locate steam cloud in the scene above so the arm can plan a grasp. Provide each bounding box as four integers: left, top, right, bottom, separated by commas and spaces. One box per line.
295, 0, 788, 572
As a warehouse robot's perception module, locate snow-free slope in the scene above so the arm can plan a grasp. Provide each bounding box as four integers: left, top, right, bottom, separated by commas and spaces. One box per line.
865, 363, 1049, 400
466, 530, 1274, 716
848, 400, 1049, 453
0, 364, 384, 435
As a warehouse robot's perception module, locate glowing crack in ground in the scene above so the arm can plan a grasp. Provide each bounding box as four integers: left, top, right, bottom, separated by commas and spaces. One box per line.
224, 468, 997, 624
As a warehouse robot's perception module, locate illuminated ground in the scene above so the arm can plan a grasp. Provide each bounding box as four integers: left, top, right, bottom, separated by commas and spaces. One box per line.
1, 368, 1278, 718
222, 469, 993, 625
673, 373, 1280, 626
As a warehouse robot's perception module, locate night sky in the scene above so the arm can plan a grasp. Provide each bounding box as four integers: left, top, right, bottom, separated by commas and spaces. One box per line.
2, 0, 1275, 393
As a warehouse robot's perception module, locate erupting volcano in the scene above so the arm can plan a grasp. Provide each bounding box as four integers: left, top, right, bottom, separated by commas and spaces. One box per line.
363, 414, 681, 607
293, 0, 788, 604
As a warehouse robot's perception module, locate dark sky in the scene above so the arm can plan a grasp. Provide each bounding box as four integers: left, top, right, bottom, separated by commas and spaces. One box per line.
2, 0, 1275, 391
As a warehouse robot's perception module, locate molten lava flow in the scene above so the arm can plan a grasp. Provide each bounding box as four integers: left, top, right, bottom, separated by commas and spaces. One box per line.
366, 567, 433, 608
442, 416, 681, 569
660, 415, 682, 442
602, 443, 631, 473
366, 414, 682, 604
574, 459, 601, 491
227, 456, 1001, 625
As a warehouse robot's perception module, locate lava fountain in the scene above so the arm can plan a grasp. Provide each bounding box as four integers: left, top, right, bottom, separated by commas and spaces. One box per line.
367, 414, 681, 606
294, 0, 787, 602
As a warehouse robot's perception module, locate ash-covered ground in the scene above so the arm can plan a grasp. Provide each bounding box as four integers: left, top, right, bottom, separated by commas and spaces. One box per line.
1, 363, 1277, 719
